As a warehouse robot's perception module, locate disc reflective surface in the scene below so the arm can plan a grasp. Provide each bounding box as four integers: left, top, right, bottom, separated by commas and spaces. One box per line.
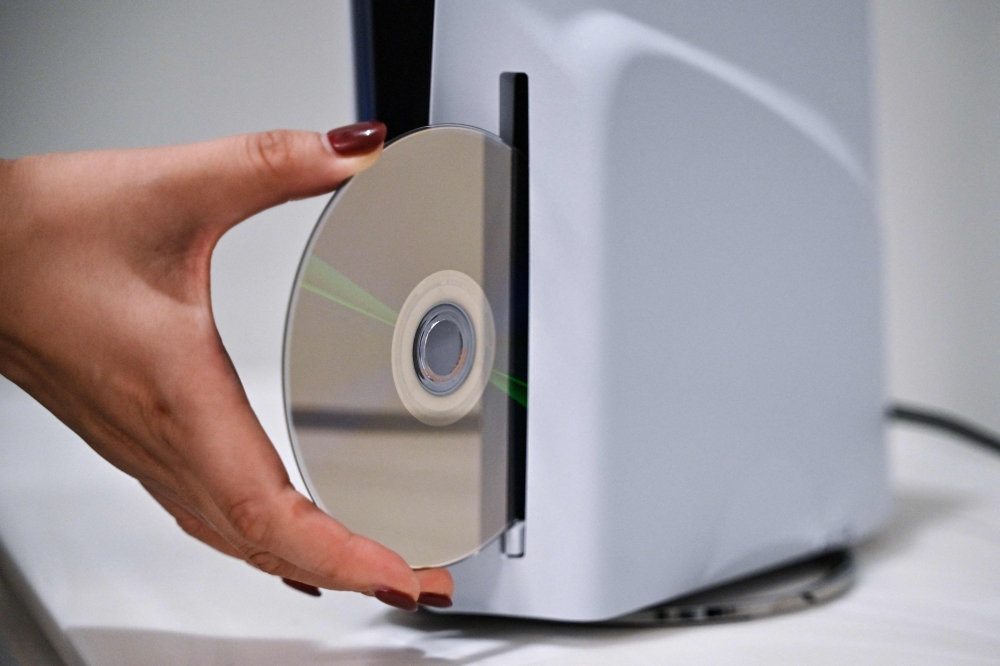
284, 125, 517, 568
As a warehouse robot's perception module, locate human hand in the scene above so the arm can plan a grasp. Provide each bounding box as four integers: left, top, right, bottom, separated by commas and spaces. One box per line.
0, 123, 452, 610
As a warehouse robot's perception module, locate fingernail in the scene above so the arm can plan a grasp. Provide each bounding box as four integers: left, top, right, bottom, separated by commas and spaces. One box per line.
326, 121, 387, 156
282, 578, 321, 597
417, 592, 453, 608
374, 588, 418, 612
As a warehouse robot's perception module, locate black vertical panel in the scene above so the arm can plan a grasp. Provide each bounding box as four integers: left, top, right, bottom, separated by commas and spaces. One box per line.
500, 73, 529, 523
351, 0, 436, 141
351, 0, 376, 122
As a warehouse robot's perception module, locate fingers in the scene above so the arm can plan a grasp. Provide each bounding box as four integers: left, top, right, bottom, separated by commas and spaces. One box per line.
167, 350, 421, 599
214, 481, 422, 598
138, 290, 446, 608
415, 569, 455, 608
157, 122, 386, 234
146, 430, 453, 607
143, 482, 244, 560
146, 477, 419, 601
1, 123, 387, 281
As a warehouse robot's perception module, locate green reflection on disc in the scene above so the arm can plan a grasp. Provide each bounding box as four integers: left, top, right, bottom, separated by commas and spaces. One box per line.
300, 255, 526, 406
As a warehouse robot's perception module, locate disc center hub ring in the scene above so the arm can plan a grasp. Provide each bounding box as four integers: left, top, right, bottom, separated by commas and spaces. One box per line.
414, 302, 476, 395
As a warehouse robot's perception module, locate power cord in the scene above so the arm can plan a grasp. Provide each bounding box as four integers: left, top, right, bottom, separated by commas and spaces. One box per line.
887, 402, 1000, 456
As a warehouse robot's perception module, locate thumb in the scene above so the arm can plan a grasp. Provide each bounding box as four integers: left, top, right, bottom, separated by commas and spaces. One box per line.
165, 121, 386, 231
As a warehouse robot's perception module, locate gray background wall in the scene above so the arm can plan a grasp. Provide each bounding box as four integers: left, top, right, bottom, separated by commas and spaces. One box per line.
0, 0, 355, 385
1, 0, 999, 433
874, 0, 1000, 433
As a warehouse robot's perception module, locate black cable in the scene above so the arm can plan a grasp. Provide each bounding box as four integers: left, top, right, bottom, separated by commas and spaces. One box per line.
887, 402, 1000, 455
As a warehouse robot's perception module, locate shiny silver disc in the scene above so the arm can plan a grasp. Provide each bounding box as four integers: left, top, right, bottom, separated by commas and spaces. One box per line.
283, 125, 517, 568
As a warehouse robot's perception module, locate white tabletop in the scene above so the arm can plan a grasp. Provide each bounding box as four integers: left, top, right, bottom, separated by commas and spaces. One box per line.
2, 373, 999, 666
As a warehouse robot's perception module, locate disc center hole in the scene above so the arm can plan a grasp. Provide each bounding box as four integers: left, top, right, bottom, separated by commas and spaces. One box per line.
425, 319, 464, 377
414, 302, 476, 396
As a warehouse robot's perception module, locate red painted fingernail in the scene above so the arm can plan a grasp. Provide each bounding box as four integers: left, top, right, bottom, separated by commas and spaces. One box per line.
282, 578, 321, 597
417, 592, 453, 608
327, 121, 387, 156
375, 588, 418, 612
